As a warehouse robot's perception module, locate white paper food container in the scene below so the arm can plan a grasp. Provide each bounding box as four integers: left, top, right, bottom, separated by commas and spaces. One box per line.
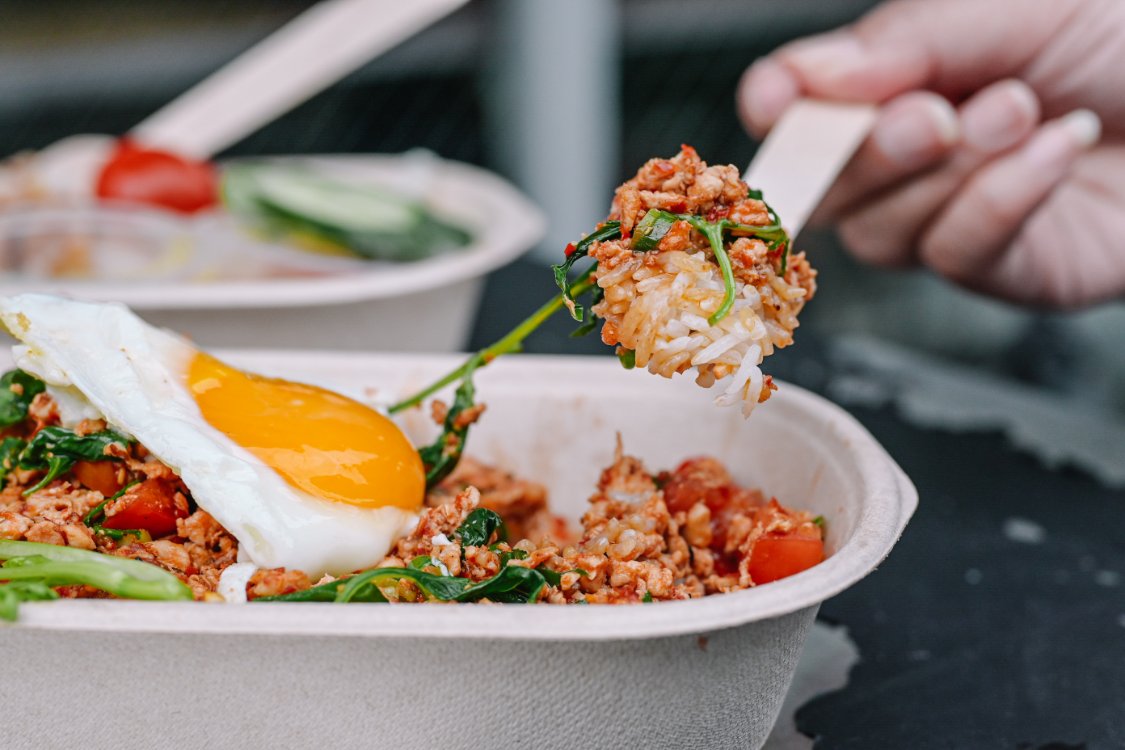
0, 155, 545, 351
3, 352, 916, 750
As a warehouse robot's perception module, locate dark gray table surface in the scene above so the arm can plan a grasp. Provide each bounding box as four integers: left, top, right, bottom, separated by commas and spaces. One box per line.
470, 260, 1125, 750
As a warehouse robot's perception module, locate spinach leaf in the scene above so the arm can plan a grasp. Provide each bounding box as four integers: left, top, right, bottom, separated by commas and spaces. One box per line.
18, 427, 131, 495
0, 370, 45, 428
455, 507, 505, 548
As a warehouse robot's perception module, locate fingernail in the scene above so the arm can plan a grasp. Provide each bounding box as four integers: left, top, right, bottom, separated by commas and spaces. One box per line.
783, 34, 868, 77
1024, 109, 1101, 169
741, 58, 799, 135
962, 80, 1039, 153
873, 96, 960, 168
1059, 108, 1101, 147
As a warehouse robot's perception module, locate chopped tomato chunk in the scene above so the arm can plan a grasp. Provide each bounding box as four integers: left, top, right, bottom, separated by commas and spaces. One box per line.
103, 478, 188, 538
747, 534, 825, 584
72, 460, 122, 497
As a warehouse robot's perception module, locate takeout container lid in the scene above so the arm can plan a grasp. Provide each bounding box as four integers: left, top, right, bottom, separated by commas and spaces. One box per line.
5, 352, 917, 749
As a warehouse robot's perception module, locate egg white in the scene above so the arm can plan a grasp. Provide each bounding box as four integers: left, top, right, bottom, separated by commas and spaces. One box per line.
0, 293, 417, 578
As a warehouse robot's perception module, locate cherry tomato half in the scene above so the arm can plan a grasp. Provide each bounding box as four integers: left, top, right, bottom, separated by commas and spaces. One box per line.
95, 139, 218, 214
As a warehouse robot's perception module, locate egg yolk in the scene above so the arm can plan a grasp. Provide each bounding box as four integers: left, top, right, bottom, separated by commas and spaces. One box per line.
188, 353, 424, 511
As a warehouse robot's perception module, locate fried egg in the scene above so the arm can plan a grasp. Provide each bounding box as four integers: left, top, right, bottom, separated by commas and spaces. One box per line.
0, 293, 424, 577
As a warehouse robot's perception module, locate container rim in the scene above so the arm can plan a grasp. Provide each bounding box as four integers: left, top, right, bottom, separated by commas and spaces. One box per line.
10, 352, 917, 641
0, 155, 545, 310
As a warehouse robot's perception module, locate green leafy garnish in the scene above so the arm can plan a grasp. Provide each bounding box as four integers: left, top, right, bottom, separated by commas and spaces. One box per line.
259, 563, 554, 605
0, 539, 193, 620
498, 547, 529, 566
617, 349, 636, 369
455, 508, 506, 548
0, 436, 27, 486
18, 427, 131, 495
631, 209, 678, 251
812, 515, 825, 528
0, 370, 45, 427
642, 591, 653, 603
417, 357, 481, 490
552, 221, 622, 322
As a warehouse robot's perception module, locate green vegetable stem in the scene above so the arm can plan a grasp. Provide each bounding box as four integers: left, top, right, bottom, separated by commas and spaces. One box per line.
0, 539, 193, 621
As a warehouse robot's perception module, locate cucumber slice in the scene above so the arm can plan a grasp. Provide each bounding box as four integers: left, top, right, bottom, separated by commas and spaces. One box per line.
250, 168, 419, 234
221, 163, 472, 261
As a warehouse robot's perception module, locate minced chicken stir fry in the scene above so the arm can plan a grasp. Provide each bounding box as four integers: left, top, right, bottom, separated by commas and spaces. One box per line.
0, 376, 824, 611
0, 148, 825, 617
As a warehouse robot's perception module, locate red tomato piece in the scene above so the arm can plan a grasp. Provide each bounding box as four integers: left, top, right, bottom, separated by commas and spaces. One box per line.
102, 479, 187, 538
95, 139, 218, 214
747, 534, 825, 584
72, 460, 122, 497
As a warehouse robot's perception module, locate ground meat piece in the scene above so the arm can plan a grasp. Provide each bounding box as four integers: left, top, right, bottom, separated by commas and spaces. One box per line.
247, 568, 312, 600
429, 457, 568, 544
177, 510, 238, 573
24, 520, 65, 546
0, 511, 31, 540
111, 539, 194, 576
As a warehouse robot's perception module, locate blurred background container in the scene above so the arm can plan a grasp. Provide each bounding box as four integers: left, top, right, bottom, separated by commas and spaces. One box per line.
4, 0, 1125, 413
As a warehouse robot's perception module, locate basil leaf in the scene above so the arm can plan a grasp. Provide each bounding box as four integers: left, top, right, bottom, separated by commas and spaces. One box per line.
0, 370, 45, 428
417, 360, 480, 491
261, 563, 553, 605
0, 437, 27, 486
617, 349, 636, 370
18, 427, 130, 495
455, 507, 505, 548
551, 221, 621, 321
569, 284, 605, 338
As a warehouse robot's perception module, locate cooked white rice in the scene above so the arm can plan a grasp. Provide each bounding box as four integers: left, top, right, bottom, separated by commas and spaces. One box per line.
593, 249, 808, 417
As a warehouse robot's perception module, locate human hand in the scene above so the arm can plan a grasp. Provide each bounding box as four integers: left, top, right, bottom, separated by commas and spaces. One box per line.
738, 0, 1125, 308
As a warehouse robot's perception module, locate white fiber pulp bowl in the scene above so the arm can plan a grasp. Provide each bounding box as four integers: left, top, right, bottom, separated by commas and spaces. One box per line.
6, 353, 917, 750
0, 154, 544, 351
